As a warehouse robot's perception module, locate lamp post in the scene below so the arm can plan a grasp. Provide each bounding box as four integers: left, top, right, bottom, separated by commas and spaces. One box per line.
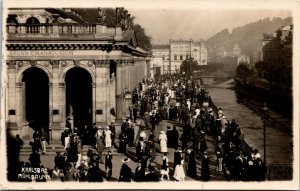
261, 103, 269, 169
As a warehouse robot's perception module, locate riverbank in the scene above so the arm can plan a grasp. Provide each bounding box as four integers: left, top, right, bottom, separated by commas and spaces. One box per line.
207, 81, 293, 180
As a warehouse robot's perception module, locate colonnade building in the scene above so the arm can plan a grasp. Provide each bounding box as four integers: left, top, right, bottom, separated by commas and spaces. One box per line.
4, 8, 151, 140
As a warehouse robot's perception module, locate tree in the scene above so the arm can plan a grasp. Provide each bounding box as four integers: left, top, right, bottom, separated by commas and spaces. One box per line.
132, 24, 152, 51
180, 58, 199, 75
236, 63, 253, 81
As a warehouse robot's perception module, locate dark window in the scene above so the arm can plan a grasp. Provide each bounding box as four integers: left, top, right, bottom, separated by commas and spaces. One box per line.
174, 55, 177, 60
9, 110, 16, 115
96, 110, 103, 115
53, 110, 59, 115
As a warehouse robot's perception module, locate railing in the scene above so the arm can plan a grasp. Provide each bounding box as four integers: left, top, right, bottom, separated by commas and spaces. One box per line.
7, 23, 96, 35
59, 23, 96, 34
7, 24, 53, 34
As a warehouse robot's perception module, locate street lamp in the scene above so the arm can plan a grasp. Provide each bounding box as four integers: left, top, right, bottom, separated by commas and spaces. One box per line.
261, 103, 269, 169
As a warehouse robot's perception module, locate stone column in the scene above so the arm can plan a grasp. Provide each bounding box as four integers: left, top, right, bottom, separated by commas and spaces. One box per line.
47, 60, 63, 140
115, 60, 123, 121
6, 61, 18, 138
109, 69, 116, 122
59, 82, 66, 127
95, 60, 110, 125
121, 61, 127, 119
125, 61, 132, 118
15, 82, 23, 135
92, 82, 96, 123
48, 82, 53, 135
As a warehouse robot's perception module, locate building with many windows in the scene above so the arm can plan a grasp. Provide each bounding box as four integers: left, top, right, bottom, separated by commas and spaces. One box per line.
4, 8, 150, 140
151, 39, 208, 74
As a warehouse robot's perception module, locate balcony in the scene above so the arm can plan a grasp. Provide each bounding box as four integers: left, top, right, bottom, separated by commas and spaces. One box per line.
6, 23, 119, 41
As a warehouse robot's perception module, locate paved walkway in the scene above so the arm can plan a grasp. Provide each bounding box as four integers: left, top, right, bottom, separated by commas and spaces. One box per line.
20, 118, 227, 181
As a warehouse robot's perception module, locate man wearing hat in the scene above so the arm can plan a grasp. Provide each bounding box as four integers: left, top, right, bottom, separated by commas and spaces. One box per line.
119, 158, 132, 182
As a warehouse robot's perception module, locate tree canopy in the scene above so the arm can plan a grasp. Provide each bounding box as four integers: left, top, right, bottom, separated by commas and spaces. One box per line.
180, 58, 199, 75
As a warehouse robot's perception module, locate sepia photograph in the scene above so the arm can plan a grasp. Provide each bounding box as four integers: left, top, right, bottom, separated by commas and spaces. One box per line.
1, 0, 299, 190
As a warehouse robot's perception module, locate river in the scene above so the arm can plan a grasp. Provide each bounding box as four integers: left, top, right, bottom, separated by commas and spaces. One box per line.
206, 81, 293, 165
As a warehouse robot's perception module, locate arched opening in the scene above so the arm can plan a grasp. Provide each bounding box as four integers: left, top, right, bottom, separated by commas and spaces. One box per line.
65, 67, 93, 128
26, 17, 40, 33
26, 17, 40, 24
6, 15, 18, 24
22, 67, 49, 131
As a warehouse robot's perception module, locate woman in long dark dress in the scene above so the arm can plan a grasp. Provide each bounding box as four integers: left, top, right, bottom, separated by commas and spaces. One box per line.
201, 152, 210, 181
119, 158, 132, 182
199, 131, 208, 153
118, 131, 127, 154
186, 149, 197, 177
172, 126, 179, 150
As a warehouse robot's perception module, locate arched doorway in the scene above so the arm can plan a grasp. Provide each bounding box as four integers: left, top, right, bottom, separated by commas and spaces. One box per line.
65, 67, 93, 129
22, 67, 49, 131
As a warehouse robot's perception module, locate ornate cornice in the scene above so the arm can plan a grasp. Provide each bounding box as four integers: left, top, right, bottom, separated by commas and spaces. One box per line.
94, 60, 110, 68
6, 43, 116, 51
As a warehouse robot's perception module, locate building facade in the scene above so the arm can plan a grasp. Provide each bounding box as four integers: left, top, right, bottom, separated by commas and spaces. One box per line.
4, 8, 150, 140
150, 45, 169, 75
150, 40, 208, 74
262, 25, 293, 66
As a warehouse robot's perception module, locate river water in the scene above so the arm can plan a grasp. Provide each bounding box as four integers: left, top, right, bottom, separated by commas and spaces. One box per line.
206, 82, 293, 165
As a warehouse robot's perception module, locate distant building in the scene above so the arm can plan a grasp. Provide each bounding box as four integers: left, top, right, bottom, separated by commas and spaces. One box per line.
151, 39, 208, 74
150, 44, 170, 75
262, 25, 293, 66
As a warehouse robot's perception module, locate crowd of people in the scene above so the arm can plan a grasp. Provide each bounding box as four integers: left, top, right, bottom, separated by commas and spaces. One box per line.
11, 73, 266, 182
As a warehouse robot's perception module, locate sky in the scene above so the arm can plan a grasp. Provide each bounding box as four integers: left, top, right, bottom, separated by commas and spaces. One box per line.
128, 8, 292, 45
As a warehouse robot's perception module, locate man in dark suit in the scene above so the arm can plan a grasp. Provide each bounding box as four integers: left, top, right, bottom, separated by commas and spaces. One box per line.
134, 162, 146, 182
28, 150, 41, 167
105, 151, 113, 180
145, 166, 159, 182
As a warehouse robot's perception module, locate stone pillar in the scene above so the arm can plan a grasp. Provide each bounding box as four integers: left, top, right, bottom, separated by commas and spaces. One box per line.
115, 60, 123, 121
92, 82, 96, 123
15, 82, 24, 136
48, 60, 63, 141
48, 82, 53, 132
121, 61, 127, 119
109, 71, 116, 122
125, 61, 132, 117
59, 82, 66, 127
95, 60, 110, 125
6, 61, 18, 138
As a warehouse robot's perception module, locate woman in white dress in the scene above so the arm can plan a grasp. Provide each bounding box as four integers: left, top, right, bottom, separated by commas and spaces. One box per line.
104, 126, 112, 150
159, 131, 168, 154
173, 159, 185, 181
